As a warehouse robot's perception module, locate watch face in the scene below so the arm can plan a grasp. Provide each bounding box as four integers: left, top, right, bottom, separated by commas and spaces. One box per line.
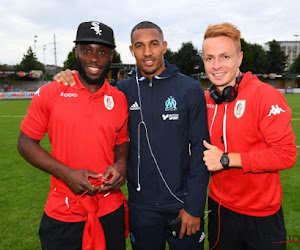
221, 154, 229, 167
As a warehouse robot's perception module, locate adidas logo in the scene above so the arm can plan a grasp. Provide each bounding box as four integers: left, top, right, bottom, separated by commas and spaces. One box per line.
129, 102, 140, 111
199, 231, 205, 243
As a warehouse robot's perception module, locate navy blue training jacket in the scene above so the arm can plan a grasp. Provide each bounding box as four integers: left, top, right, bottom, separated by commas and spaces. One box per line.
118, 61, 209, 217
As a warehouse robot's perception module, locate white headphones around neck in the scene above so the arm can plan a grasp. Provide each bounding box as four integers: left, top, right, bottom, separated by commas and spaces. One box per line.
134, 65, 184, 203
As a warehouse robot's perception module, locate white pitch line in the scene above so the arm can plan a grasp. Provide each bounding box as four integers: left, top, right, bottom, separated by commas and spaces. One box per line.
0, 115, 25, 117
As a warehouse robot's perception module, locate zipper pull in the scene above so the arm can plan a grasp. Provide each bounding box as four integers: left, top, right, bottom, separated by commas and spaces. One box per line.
149, 81, 152, 87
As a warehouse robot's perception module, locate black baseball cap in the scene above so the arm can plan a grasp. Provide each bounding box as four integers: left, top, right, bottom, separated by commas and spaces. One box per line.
74, 21, 116, 48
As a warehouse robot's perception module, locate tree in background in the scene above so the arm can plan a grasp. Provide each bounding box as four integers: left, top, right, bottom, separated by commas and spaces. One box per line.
0, 64, 16, 70
172, 42, 203, 76
250, 43, 267, 74
164, 48, 176, 65
266, 40, 287, 74
63, 47, 76, 70
16, 46, 44, 72
240, 38, 254, 73
110, 50, 123, 80
112, 50, 121, 63
240, 39, 268, 74
287, 54, 300, 74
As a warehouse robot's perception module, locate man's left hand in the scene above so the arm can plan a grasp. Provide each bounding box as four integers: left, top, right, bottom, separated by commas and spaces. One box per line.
100, 162, 127, 191
178, 209, 201, 239
203, 140, 224, 171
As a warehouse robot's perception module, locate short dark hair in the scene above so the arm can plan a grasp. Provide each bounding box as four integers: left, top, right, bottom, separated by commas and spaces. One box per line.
131, 21, 164, 43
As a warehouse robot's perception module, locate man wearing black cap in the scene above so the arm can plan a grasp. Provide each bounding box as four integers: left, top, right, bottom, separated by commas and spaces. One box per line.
17, 21, 129, 250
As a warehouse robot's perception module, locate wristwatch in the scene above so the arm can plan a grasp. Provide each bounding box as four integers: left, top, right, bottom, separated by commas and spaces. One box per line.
220, 152, 230, 170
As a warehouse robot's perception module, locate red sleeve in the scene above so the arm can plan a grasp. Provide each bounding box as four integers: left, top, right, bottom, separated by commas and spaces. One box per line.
241, 85, 297, 173
20, 83, 59, 140
115, 92, 129, 145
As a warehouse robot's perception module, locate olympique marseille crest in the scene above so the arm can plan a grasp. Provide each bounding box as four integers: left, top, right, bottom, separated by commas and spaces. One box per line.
104, 95, 114, 110
234, 100, 246, 119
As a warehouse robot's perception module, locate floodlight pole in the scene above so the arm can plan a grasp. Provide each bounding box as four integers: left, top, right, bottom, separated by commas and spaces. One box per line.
43, 45, 46, 84
43, 45, 46, 65
294, 34, 299, 57
54, 34, 57, 72
34, 35, 38, 55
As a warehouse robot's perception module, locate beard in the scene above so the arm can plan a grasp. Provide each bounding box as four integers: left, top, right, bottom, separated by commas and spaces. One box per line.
141, 67, 157, 76
76, 56, 111, 85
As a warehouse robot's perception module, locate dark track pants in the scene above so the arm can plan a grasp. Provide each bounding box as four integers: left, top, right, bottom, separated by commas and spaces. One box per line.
208, 197, 286, 250
129, 204, 205, 250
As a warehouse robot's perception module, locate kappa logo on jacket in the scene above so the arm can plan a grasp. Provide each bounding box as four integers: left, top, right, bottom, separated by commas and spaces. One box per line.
60, 92, 78, 98
129, 101, 140, 111
267, 104, 285, 117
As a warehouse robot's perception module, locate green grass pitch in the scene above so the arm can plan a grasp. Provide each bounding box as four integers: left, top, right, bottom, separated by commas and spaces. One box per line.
0, 94, 299, 249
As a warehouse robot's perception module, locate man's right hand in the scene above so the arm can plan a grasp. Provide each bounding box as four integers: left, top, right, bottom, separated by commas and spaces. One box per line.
54, 69, 77, 87
62, 167, 102, 196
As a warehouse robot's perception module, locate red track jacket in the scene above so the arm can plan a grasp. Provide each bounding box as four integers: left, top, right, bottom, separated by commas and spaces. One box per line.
206, 72, 297, 217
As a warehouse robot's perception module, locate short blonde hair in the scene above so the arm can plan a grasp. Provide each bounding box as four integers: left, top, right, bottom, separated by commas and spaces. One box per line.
204, 22, 241, 52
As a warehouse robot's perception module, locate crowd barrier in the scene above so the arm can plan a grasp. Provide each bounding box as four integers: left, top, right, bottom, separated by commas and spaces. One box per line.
0, 88, 299, 100
0, 91, 35, 99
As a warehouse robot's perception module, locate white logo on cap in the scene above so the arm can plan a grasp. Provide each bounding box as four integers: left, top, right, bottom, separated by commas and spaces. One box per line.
90, 21, 102, 36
